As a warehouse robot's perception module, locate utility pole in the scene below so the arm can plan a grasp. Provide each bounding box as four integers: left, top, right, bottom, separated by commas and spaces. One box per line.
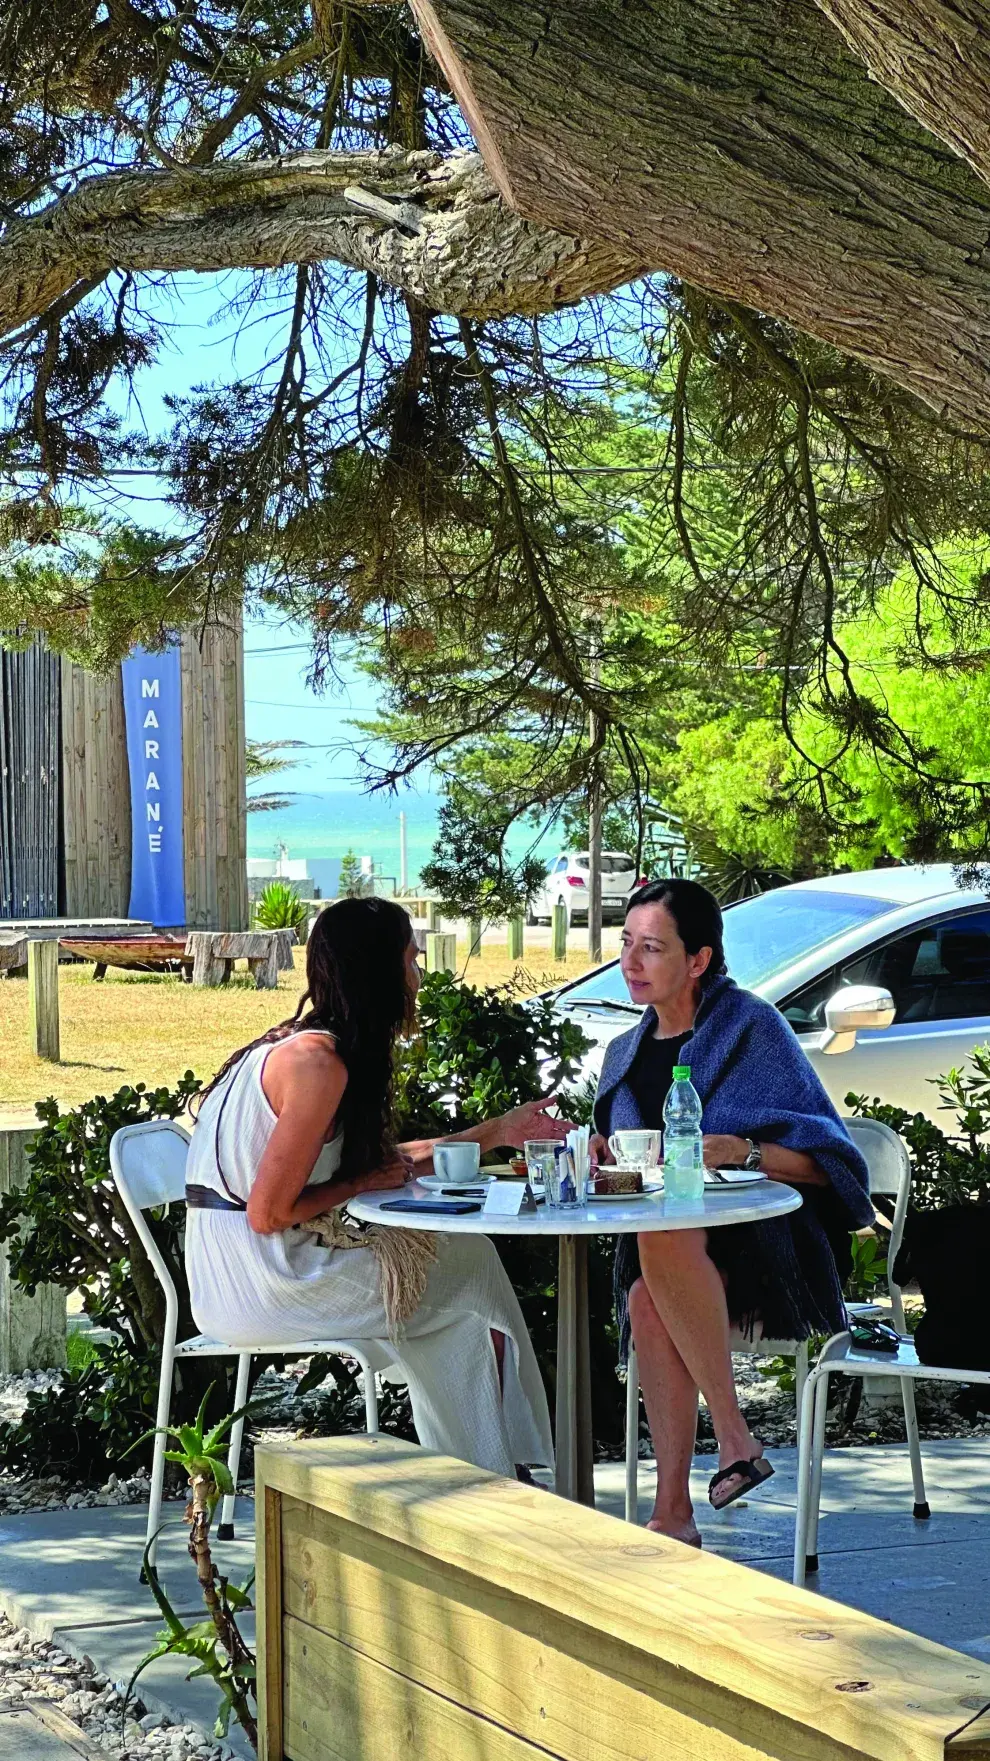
587, 632, 603, 964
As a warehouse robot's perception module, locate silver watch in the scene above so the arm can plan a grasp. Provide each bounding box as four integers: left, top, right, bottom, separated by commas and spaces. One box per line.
742, 1138, 762, 1171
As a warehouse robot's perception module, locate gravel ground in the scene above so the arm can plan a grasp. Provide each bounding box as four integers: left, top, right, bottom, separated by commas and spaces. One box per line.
0, 1613, 239, 1760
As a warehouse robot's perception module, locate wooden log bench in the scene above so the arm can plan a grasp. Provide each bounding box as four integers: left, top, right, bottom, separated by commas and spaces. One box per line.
255, 1434, 990, 1761
0, 936, 28, 976
186, 929, 294, 989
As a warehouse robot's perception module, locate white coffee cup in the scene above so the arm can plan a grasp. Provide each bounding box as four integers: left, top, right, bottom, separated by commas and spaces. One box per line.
433, 1142, 482, 1181
608, 1130, 661, 1168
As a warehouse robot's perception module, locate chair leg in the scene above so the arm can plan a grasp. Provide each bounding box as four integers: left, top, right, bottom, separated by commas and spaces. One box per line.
352, 1350, 379, 1436
217, 1353, 251, 1542
793, 1340, 809, 1422
793, 1365, 825, 1587
625, 1345, 639, 1524
143, 1339, 175, 1582
805, 1369, 831, 1570
900, 1377, 929, 1519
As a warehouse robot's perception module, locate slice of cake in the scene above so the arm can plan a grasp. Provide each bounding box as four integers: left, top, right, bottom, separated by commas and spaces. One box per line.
592, 1168, 643, 1196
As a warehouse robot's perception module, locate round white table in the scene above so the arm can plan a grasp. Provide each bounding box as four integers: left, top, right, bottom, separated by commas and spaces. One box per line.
348, 1179, 803, 1505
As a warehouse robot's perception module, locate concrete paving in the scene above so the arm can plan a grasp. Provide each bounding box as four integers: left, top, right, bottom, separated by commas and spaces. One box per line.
0, 1438, 988, 1749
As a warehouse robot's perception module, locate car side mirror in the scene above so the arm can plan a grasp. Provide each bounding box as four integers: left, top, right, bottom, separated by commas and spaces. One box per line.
820, 984, 897, 1055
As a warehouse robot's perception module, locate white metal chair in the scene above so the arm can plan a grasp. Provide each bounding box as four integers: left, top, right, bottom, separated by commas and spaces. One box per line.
792, 1115, 990, 1585
109, 1119, 386, 1572
622, 1116, 905, 1526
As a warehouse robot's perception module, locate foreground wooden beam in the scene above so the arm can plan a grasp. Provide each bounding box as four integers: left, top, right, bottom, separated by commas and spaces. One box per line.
256, 1435, 990, 1761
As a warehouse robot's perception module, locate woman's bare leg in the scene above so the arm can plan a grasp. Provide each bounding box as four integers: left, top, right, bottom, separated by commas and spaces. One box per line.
637, 1230, 761, 1501
628, 1276, 701, 1543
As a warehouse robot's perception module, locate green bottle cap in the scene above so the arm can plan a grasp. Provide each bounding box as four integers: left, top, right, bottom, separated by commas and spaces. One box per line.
672, 1065, 691, 1080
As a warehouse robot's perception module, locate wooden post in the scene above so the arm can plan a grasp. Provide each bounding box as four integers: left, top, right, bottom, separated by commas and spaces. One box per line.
425, 931, 456, 974
0, 1111, 67, 1371
467, 918, 483, 959
507, 915, 524, 960
28, 939, 59, 1061
552, 901, 568, 961
427, 901, 443, 933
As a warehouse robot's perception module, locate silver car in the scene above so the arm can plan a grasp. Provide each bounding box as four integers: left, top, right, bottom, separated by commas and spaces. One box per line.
549, 864, 990, 1118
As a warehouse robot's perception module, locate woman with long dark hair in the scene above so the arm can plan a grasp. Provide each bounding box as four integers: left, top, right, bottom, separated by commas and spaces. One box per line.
185, 897, 560, 1476
593, 878, 873, 1544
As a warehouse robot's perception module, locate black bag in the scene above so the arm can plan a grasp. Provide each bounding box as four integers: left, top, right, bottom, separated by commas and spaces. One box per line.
891, 1202, 990, 1373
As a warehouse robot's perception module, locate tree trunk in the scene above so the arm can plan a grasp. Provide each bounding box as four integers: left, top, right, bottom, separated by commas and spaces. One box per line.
813, 1, 990, 193
0, 147, 641, 343
411, 0, 990, 435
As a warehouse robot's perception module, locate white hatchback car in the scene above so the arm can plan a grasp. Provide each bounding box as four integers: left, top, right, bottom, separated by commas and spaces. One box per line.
548, 863, 990, 1119
529, 851, 644, 926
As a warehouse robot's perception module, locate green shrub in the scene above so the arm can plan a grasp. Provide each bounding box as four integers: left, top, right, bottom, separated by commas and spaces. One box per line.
848, 1044, 990, 1209
0, 1075, 226, 1480
254, 879, 307, 935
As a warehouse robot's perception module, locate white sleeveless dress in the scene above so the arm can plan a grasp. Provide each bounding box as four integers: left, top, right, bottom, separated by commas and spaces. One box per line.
184, 1033, 553, 1477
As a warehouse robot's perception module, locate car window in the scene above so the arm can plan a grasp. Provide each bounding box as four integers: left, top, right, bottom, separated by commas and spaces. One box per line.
573, 856, 590, 871
601, 854, 633, 875
782, 908, 990, 1029
721, 889, 899, 989
843, 910, 990, 1023
553, 856, 568, 874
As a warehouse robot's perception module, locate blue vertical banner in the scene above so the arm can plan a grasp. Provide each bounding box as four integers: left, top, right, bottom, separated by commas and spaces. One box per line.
122, 645, 186, 925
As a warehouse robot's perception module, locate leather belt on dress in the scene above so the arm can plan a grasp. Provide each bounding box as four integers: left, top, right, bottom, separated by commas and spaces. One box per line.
185, 1183, 246, 1212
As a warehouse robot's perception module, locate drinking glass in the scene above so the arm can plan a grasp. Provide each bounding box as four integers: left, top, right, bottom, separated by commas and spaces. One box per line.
524, 1139, 560, 1207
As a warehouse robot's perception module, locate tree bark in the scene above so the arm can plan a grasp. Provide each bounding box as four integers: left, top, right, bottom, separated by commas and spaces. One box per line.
813, 2, 990, 193
411, 0, 990, 435
0, 146, 641, 343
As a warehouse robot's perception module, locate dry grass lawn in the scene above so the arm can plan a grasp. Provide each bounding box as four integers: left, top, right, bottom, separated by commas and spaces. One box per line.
0, 937, 613, 1109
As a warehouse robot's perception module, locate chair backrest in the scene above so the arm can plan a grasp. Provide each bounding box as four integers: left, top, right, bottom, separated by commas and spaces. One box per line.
109, 1121, 191, 1333
110, 1119, 190, 1210
841, 1115, 910, 1197
841, 1114, 912, 1330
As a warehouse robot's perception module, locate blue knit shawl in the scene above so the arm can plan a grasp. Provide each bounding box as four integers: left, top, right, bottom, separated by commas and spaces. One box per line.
594, 974, 874, 1351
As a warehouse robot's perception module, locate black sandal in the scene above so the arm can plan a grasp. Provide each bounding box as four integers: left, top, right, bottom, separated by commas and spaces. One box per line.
708, 1455, 774, 1511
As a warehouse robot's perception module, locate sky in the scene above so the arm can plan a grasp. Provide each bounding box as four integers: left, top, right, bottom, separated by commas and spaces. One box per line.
100, 270, 395, 803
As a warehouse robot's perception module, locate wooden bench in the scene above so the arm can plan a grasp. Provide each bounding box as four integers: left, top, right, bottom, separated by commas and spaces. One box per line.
186, 929, 294, 989
0, 936, 28, 976
255, 1434, 990, 1761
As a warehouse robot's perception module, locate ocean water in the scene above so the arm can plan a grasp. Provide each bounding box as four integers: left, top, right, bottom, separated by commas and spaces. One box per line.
246, 789, 558, 885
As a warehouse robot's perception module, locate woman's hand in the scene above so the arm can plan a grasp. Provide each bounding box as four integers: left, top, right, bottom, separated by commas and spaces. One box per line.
496, 1094, 573, 1149
589, 1133, 613, 1166
355, 1151, 413, 1193
702, 1134, 750, 1169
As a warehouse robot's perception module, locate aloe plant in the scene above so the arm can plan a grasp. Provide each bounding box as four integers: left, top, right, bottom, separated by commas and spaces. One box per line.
126, 1389, 260, 1748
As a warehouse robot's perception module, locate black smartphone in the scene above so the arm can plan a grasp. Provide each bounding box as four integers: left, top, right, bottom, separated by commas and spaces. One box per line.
379, 1198, 482, 1216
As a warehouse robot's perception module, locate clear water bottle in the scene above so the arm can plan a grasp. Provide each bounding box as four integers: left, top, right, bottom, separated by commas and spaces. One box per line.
662, 1064, 704, 1203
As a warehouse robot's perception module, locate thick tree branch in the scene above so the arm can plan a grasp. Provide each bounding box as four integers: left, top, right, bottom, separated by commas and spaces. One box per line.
410, 0, 990, 435
813, 1, 990, 192
0, 147, 642, 342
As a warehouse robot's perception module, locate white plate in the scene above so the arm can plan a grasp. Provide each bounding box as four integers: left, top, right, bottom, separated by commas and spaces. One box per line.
704, 1169, 769, 1188
418, 1175, 494, 1194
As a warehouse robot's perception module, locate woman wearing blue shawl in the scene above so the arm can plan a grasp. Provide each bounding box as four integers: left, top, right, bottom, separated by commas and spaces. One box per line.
593, 878, 873, 1546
